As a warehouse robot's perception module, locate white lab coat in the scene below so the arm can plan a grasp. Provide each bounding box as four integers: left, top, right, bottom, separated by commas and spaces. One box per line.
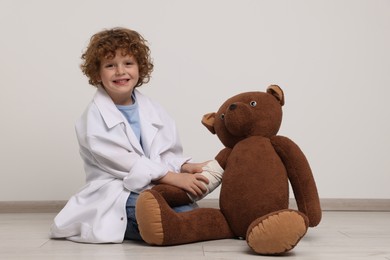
50, 86, 190, 243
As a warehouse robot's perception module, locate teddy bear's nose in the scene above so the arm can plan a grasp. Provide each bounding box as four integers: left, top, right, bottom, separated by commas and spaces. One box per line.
229, 104, 237, 110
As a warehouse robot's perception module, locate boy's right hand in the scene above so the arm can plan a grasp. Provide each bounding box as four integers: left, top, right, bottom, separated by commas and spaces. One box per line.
154, 172, 209, 197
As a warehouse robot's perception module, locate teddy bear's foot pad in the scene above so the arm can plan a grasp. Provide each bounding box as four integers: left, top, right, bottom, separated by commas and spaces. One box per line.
136, 190, 164, 245
246, 210, 308, 255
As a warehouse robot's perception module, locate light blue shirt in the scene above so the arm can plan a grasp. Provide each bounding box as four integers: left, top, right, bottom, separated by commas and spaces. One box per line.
116, 95, 142, 147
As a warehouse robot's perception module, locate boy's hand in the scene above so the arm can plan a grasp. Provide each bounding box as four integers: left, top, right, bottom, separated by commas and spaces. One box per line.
181, 161, 211, 174
155, 172, 209, 197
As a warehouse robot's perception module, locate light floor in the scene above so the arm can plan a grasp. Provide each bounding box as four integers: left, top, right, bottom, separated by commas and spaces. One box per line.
0, 211, 389, 259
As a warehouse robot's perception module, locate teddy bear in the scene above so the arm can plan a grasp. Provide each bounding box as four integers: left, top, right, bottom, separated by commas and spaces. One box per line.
135, 85, 322, 255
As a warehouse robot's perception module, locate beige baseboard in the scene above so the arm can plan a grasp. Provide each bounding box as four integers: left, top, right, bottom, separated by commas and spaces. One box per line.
0, 201, 66, 213
1, 199, 389, 213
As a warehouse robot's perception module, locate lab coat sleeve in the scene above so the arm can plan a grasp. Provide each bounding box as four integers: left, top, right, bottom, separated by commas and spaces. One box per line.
85, 133, 169, 193
123, 156, 169, 193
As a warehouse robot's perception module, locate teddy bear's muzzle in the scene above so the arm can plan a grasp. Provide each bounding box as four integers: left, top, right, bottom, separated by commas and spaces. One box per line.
225, 104, 252, 137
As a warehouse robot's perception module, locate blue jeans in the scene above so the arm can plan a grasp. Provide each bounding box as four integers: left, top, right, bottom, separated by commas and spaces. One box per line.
124, 192, 196, 241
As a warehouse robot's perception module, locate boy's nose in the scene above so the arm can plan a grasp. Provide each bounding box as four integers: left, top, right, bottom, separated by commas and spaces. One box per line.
116, 65, 125, 75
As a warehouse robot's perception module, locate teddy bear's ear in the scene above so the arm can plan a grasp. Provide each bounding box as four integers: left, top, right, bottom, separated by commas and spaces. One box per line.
266, 85, 285, 106
201, 113, 216, 134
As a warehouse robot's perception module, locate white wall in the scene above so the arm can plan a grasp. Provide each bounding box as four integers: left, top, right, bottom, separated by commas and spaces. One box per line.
1, 0, 389, 201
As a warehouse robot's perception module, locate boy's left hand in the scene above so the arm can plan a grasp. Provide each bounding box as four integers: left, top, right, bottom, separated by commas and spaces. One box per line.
181, 161, 211, 174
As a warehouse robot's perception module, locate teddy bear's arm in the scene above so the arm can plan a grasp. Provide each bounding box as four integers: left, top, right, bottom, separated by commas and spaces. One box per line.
270, 136, 322, 227
215, 147, 232, 169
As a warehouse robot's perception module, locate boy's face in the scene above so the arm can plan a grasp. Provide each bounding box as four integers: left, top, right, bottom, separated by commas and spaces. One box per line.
98, 49, 139, 105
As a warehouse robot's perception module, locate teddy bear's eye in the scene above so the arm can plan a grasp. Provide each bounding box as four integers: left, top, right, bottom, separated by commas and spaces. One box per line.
220, 114, 225, 120
250, 101, 257, 107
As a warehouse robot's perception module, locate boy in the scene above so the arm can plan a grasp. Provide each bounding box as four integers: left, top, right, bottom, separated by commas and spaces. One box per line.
50, 27, 223, 243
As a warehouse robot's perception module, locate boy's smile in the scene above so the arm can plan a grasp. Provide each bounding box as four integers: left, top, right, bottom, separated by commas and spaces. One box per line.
99, 49, 140, 105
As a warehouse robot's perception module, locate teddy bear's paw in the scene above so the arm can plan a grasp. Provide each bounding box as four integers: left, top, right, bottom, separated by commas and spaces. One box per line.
246, 210, 308, 255
135, 190, 165, 245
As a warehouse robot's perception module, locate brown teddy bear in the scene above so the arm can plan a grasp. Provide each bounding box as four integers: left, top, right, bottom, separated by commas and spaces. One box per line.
135, 85, 322, 255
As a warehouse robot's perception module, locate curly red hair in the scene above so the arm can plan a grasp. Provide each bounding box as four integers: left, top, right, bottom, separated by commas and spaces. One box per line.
80, 27, 154, 88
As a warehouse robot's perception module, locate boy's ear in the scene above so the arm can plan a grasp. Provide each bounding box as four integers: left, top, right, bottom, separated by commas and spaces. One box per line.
201, 113, 216, 134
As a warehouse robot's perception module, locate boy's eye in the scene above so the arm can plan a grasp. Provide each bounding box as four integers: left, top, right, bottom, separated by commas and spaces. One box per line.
104, 64, 114, 68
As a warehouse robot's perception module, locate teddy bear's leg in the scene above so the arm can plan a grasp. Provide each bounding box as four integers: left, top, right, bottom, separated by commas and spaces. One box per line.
246, 209, 309, 255
136, 189, 234, 246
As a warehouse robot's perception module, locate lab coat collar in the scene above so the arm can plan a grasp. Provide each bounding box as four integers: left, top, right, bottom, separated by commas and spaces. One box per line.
93, 86, 164, 129
134, 89, 164, 158
93, 86, 164, 157
134, 90, 164, 128
94, 86, 125, 129
93, 87, 145, 155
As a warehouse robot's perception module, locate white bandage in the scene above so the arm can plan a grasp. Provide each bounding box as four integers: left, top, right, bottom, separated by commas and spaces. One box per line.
188, 160, 224, 202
